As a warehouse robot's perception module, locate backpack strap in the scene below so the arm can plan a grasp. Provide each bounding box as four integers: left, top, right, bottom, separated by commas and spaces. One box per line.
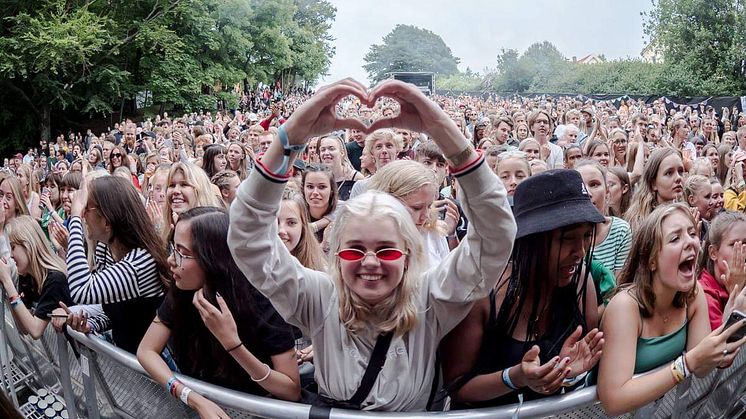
346, 331, 394, 407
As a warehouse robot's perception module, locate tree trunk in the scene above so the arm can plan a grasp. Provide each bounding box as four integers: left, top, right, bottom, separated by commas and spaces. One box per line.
40, 104, 51, 142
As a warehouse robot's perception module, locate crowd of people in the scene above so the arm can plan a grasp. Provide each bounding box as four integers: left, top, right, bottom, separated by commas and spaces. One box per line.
2, 77, 746, 418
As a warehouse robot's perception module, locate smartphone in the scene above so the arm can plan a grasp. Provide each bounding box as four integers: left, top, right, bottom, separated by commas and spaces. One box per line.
724, 310, 746, 343
438, 207, 446, 221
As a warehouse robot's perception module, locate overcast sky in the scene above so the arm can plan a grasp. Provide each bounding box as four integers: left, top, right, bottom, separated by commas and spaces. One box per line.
319, 0, 654, 86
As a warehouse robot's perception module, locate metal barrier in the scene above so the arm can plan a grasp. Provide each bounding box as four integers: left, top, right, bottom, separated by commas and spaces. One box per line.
3, 303, 746, 419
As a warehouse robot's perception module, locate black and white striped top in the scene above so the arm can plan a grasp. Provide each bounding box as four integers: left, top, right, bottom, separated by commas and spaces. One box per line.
67, 217, 165, 305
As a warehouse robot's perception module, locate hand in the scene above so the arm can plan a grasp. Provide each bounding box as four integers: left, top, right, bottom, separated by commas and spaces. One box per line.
146, 200, 163, 229
297, 345, 314, 364
321, 221, 333, 254
0, 257, 13, 286
514, 345, 571, 395
367, 80, 463, 142
433, 199, 459, 236
40, 193, 53, 211
49, 222, 69, 252
59, 302, 93, 334
190, 394, 231, 419
720, 243, 746, 294
282, 79, 369, 146
50, 307, 68, 332
558, 326, 604, 378
70, 175, 89, 217
687, 317, 746, 374
193, 289, 239, 350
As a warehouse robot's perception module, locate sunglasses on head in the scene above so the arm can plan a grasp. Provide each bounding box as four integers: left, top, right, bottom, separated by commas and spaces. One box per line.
336, 248, 407, 262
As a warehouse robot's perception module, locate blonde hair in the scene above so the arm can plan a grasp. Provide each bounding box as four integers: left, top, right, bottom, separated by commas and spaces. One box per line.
329, 191, 424, 336
281, 189, 326, 271
16, 164, 39, 195
684, 174, 711, 204
363, 129, 404, 156
161, 162, 222, 241
0, 177, 30, 218
367, 160, 440, 232
7, 215, 67, 293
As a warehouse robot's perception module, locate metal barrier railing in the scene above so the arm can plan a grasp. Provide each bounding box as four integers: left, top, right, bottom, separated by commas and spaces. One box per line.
3, 301, 746, 419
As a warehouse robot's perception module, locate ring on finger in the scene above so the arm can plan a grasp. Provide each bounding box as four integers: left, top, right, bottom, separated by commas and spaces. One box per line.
724, 348, 729, 356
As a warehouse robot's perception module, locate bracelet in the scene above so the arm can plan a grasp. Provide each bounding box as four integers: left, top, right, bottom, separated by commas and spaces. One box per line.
681, 351, 690, 377
166, 376, 179, 397
670, 355, 688, 384
226, 342, 243, 353
8, 294, 22, 308
275, 125, 306, 175
179, 386, 192, 405
251, 363, 272, 383
502, 366, 519, 391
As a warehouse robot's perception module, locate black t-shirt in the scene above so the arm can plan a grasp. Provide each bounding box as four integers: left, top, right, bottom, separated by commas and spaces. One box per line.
345, 141, 363, 171
158, 288, 295, 395
19, 270, 74, 320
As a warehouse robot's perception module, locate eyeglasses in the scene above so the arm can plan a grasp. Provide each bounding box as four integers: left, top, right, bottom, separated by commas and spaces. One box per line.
171, 243, 196, 267
336, 248, 408, 262
110, 153, 122, 158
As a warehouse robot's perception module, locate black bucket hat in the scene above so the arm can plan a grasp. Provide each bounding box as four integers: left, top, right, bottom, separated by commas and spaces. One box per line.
513, 169, 605, 239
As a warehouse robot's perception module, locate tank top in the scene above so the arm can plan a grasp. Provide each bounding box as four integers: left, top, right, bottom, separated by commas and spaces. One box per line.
451, 285, 585, 408
634, 319, 687, 374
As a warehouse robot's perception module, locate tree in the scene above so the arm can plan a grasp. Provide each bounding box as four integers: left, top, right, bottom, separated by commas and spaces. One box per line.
363, 24, 459, 84
643, 0, 746, 95
486, 42, 567, 93
0, 0, 336, 154
437, 70, 483, 91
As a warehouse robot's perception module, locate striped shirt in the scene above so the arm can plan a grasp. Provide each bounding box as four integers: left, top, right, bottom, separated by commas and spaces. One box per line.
66, 217, 164, 305
594, 216, 632, 273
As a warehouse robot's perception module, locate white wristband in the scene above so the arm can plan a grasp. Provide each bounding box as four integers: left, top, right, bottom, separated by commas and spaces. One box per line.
179, 386, 192, 405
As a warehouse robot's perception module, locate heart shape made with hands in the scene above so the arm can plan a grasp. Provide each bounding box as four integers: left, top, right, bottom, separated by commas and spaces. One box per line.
296, 78, 442, 139
335, 95, 400, 130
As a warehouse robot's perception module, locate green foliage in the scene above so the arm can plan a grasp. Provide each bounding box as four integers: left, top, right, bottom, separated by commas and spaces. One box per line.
363, 25, 460, 84
0, 0, 336, 154
436, 71, 483, 91
643, 0, 746, 95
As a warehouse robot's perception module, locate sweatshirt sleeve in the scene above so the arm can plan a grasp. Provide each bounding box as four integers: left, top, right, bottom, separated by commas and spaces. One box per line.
424, 155, 517, 339
228, 164, 334, 336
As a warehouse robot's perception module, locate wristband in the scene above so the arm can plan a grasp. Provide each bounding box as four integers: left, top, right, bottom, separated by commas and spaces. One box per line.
179, 386, 192, 405
166, 376, 179, 397
251, 363, 272, 383
671, 355, 688, 384
502, 366, 519, 391
275, 125, 306, 175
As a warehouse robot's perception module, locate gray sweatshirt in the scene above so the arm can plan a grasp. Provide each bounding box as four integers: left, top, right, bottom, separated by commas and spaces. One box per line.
228, 158, 516, 411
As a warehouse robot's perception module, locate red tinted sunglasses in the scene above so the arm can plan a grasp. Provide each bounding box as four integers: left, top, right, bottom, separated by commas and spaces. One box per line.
336, 248, 407, 262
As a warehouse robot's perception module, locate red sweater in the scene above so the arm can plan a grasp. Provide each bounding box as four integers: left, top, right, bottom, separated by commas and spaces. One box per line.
699, 270, 729, 330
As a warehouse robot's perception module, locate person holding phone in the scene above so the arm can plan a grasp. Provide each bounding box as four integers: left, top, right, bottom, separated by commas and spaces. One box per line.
598, 203, 746, 416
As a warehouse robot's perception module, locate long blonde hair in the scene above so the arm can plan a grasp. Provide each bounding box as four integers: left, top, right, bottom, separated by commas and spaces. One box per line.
7, 216, 67, 293
161, 162, 222, 241
329, 191, 424, 336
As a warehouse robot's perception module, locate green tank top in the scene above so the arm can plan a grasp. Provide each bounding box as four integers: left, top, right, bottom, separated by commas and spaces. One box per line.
634, 319, 687, 374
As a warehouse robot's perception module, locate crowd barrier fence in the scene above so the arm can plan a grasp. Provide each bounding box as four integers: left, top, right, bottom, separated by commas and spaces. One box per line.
3, 298, 746, 419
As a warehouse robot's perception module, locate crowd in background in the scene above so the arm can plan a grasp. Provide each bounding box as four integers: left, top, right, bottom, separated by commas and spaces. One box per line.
2, 78, 746, 417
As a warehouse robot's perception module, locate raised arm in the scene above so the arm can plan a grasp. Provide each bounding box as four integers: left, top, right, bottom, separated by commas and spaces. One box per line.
367, 80, 516, 336
228, 79, 370, 332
